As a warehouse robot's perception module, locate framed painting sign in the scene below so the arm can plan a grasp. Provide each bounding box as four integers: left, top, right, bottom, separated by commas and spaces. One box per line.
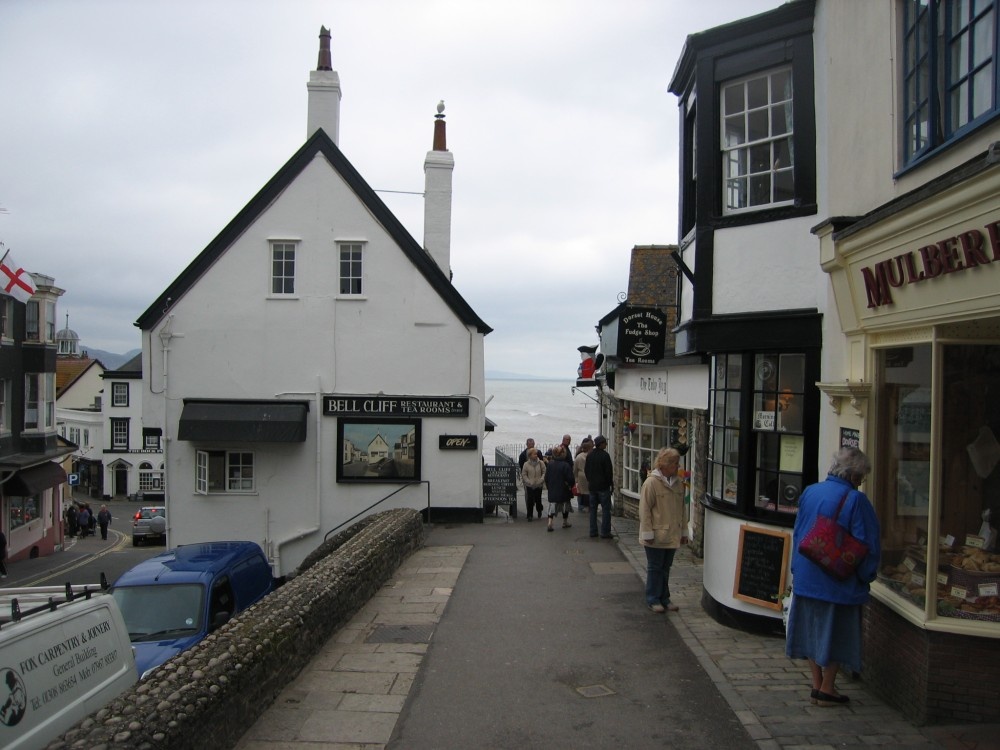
337, 418, 421, 483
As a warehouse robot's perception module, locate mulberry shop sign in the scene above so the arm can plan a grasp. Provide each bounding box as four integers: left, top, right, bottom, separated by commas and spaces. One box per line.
324, 395, 469, 417
860, 219, 1000, 309
618, 307, 666, 364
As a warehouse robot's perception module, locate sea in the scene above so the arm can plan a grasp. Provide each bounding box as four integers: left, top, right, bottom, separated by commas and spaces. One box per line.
481, 378, 602, 464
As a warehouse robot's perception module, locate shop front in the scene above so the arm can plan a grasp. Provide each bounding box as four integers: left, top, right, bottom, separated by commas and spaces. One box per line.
613, 365, 708, 526
817, 157, 1000, 724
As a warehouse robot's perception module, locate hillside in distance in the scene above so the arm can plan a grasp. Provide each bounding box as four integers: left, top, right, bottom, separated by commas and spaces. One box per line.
81, 347, 141, 371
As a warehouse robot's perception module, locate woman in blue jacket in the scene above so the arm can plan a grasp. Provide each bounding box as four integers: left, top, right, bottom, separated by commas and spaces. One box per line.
785, 447, 881, 707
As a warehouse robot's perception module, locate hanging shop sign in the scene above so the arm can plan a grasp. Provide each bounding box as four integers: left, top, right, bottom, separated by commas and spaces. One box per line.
439, 435, 478, 450
324, 395, 469, 418
617, 307, 667, 364
860, 219, 1000, 309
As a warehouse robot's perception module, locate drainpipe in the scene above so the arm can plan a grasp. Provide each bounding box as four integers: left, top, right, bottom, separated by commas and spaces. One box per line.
272, 377, 324, 574
157, 316, 182, 549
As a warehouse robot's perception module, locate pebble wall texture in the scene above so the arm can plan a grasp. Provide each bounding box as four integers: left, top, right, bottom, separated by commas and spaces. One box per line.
44, 508, 425, 750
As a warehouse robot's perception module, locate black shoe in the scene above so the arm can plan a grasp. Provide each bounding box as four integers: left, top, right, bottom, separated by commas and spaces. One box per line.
810, 689, 819, 704
816, 691, 849, 706
600, 534, 613, 539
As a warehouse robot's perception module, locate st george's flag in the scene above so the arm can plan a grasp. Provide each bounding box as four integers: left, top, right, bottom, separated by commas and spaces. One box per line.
0, 247, 37, 304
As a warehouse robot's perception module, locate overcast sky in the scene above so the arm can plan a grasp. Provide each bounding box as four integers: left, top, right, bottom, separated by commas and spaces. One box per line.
1, 0, 779, 379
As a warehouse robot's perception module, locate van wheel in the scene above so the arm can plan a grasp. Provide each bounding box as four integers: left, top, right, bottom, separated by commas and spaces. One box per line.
132, 537, 139, 547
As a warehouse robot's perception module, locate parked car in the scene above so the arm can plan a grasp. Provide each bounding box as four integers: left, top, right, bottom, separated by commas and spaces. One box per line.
131, 506, 166, 546
110, 541, 275, 678
0, 584, 136, 750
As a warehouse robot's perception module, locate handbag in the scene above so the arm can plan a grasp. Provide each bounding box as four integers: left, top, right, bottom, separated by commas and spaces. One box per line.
798, 490, 869, 580
571, 483, 579, 496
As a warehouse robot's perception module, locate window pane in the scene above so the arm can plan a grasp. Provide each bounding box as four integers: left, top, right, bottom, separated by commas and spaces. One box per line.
747, 76, 769, 109
724, 115, 745, 147
723, 83, 744, 114
973, 63, 993, 117
747, 109, 770, 143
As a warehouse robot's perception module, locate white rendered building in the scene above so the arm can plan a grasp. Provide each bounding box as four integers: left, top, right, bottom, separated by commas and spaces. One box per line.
136, 28, 490, 574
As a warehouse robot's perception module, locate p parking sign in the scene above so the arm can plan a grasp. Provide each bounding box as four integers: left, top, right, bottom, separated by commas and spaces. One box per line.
68, 473, 80, 486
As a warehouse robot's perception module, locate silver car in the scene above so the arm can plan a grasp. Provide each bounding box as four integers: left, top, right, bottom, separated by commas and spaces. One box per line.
132, 506, 167, 546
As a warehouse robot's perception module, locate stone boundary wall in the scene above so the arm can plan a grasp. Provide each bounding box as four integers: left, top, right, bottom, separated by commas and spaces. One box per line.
46, 508, 425, 749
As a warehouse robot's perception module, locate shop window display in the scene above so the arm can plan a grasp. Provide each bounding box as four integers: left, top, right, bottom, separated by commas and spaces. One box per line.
620, 401, 686, 495
877, 343, 1000, 623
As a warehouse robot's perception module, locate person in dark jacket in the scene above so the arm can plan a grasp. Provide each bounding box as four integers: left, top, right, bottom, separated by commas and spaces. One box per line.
97, 505, 112, 540
544, 445, 575, 532
76, 505, 90, 537
785, 447, 881, 707
585, 434, 614, 538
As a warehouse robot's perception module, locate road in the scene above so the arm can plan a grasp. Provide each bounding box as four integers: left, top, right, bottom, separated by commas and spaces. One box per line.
2, 500, 166, 591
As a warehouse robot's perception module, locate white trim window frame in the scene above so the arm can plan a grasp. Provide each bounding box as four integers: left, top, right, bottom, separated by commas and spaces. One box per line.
111, 418, 129, 450
0, 378, 8, 433
111, 382, 129, 407
721, 66, 795, 214
0, 297, 11, 340
24, 372, 55, 430
195, 449, 255, 494
270, 241, 297, 296
338, 242, 364, 296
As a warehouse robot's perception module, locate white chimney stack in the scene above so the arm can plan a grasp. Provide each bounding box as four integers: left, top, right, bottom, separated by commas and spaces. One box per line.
423, 100, 454, 278
307, 26, 341, 144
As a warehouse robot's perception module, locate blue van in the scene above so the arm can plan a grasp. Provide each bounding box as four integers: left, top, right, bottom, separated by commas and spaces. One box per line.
110, 541, 274, 678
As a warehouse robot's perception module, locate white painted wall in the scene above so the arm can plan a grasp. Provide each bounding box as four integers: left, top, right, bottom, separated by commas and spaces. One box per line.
144, 153, 486, 574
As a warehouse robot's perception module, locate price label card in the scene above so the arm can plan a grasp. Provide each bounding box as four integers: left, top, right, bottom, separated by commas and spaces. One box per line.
966, 535, 986, 549
903, 557, 917, 571
937, 572, 950, 585
978, 583, 999, 598
941, 534, 956, 547
950, 585, 969, 600
911, 573, 925, 587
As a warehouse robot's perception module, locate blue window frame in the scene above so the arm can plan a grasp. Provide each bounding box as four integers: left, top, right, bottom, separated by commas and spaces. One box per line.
903, 0, 998, 165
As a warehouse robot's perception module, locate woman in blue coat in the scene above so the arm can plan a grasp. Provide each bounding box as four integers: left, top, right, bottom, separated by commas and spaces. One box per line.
785, 447, 881, 707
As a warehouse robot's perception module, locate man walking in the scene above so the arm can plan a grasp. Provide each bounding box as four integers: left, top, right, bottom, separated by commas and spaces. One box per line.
585, 434, 614, 539
97, 505, 112, 541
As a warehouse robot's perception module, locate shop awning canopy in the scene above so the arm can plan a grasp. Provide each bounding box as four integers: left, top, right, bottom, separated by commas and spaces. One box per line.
178, 400, 308, 443
4, 462, 67, 496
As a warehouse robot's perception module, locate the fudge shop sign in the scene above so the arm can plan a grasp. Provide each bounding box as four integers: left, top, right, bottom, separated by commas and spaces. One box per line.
861, 219, 1000, 309
618, 307, 666, 364
324, 395, 469, 418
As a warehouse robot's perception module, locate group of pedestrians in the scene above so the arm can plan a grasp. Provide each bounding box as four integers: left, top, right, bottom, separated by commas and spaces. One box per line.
65, 502, 113, 540
517, 434, 613, 538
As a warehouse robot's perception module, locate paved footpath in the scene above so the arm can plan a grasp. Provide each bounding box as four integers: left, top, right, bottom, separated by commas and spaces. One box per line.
236, 512, 1000, 750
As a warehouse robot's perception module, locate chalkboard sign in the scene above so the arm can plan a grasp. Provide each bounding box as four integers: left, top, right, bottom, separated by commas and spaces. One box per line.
733, 525, 790, 611
483, 465, 518, 510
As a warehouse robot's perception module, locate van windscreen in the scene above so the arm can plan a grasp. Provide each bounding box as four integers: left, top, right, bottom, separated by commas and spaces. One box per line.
112, 584, 204, 641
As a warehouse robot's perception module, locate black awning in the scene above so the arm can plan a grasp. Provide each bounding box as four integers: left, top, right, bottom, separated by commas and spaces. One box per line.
4, 462, 67, 496
485, 417, 496, 432
178, 401, 308, 443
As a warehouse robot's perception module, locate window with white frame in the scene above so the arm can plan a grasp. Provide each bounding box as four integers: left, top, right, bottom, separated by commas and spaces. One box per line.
69, 426, 81, 445
139, 461, 164, 491
143, 428, 161, 450
339, 243, 363, 295
195, 450, 255, 493
111, 382, 129, 407
902, 0, 998, 165
111, 418, 129, 450
620, 401, 688, 495
0, 298, 11, 339
26, 301, 39, 341
721, 67, 794, 213
83, 428, 89, 448
24, 372, 55, 430
270, 241, 296, 295
45, 300, 55, 342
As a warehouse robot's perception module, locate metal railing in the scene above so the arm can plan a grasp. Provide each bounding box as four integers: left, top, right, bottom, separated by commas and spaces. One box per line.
323, 481, 431, 541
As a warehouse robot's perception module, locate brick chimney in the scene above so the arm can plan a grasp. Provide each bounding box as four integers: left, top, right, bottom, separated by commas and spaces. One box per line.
423, 100, 454, 277
307, 26, 341, 144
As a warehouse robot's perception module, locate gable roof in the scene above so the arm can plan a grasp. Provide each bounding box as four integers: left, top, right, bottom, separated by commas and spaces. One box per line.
135, 128, 491, 334
101, 352, 142, 378
56, 357, 104, 398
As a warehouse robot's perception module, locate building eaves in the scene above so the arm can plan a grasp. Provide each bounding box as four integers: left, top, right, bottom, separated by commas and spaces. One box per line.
134, 128, 491, 335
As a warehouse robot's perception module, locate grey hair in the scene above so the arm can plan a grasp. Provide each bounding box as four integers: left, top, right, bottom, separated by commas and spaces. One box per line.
828, 447, 872, 482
